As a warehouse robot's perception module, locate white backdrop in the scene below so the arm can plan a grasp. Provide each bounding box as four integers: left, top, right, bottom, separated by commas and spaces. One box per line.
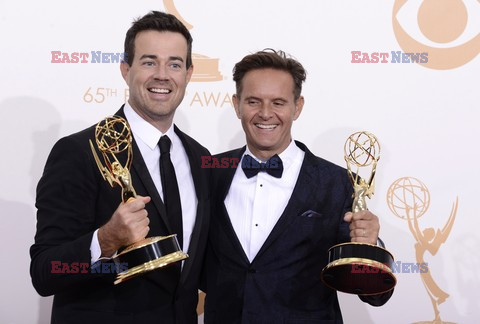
1, 0, 479, 323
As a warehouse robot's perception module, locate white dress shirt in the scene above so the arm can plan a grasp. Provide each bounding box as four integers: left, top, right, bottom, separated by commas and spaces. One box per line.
90, 102, 197, 262
225, 140, 305, 262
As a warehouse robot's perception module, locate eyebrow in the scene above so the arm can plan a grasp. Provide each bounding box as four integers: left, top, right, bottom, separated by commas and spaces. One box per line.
244, 96, 287, 102
139, 54, 184, 62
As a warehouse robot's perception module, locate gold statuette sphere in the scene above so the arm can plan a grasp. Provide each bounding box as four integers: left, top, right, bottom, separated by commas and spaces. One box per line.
344, 131, 380, 168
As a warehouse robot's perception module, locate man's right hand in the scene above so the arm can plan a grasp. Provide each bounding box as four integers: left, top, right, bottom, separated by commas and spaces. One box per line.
98, 195, 151, 257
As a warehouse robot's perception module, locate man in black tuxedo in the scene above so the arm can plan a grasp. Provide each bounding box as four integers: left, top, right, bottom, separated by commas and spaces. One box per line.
203, 50, 392, 323
30, 11, 209, 323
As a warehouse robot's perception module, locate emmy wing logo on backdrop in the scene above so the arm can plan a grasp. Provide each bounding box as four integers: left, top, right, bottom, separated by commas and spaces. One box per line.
393, 0, 480, 69
164, 0, 222, 82
387, 177, 458, 324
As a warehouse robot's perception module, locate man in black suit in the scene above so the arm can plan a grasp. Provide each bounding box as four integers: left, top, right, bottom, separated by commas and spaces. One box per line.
30, 11, 209, 323
203, 50, 392, 323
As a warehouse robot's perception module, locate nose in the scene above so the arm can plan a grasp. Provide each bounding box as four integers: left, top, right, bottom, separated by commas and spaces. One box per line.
153, 64, 169, 80
258, 103, 273, 119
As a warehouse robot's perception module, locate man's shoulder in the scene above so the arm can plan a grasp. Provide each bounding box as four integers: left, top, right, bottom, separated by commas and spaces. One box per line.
207, 147, 244, 182
51, 124, 97, 153
296, 140, 347, 175
174, 125, 210, 155
213, 147, 245, 160
46, 109, 125, 165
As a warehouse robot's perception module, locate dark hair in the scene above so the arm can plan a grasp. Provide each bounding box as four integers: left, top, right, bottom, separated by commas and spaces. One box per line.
232, 49, 307, 100
124, 11, 193, 68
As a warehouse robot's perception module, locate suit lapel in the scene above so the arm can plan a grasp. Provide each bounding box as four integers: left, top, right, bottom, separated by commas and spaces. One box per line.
130, 140, 171, 232
174, 126, 208, 283
219, 147, 246, 201
109, 108, 192, 289
174, 125, 204, 200
216, 147, 251, 265
114, 107, 171, 233
252, 141, 322, 263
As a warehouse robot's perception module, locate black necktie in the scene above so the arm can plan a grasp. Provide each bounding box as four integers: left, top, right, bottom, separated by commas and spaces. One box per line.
159, 135, 183, 249
241, 154, 284, 179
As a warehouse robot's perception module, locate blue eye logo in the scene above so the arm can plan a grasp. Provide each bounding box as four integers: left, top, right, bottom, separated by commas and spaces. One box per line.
393, 0, 480, 69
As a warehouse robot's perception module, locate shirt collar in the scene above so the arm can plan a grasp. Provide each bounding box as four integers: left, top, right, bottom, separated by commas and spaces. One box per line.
244, 140, 301, 170
124, 102, 175, 150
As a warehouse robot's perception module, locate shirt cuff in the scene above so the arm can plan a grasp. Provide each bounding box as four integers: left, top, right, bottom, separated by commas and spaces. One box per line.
90, 229, 118, 264
90, 229, 102, 264
377, 237, 385, 248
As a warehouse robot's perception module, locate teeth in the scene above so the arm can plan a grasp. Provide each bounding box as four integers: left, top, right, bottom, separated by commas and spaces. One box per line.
149, 88, 171, 94
256, 124, 277, 129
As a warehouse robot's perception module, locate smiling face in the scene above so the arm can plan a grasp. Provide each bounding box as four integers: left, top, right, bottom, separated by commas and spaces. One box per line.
233, 68, 304, 160
121, 30, 193, 132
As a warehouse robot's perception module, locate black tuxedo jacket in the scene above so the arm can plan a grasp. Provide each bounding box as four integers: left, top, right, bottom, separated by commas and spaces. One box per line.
203, 141, 392, 324
30, 107, 210, 324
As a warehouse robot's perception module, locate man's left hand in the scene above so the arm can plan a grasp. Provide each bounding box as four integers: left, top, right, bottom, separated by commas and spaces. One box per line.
343, 210, 379, 245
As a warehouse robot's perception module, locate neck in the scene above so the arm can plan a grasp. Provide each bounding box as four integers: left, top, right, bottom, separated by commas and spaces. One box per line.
247, 140, 292, 161
247, 148, 280, 161
129, 101, 174, 134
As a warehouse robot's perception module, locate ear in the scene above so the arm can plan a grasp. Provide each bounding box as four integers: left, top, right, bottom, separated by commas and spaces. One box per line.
293, 96, 304, 121
186, 64, 194, 83
232, 94, 241, 119
120, 61, 130, 83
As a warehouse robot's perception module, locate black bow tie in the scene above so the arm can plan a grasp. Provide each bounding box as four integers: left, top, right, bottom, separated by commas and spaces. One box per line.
241, 154, 283, 179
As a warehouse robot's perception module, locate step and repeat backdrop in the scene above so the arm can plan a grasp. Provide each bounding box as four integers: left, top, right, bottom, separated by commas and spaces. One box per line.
1, 0, 478, 323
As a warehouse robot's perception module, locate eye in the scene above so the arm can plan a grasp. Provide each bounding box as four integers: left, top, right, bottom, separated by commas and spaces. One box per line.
395, 0, 480, 47
247, 99, 260, 106
170, 62, 182, 69
273, 100, 286, 107
142, 61, 155, 66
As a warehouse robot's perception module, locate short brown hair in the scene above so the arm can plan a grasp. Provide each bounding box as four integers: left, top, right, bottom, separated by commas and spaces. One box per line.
233, 49, 307, 100
124, 11, 193, 68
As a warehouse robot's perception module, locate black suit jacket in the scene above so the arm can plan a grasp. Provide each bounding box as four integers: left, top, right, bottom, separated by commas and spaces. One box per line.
30, 107, 210, 324
203, 141, 391, 324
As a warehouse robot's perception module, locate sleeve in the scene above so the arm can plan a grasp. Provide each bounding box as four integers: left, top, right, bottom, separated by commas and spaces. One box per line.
358, 287, 394, 306
358, 235, 394, 306
29, 135, 115, 296
337, 172, 354, 243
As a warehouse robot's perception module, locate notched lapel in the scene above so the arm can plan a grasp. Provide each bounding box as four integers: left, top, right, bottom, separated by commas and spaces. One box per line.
130, 138, 171, 233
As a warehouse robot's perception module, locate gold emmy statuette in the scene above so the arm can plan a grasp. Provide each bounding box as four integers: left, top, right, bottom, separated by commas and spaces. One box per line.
387, 177, 458, 324
89, 116, 188, 285
321, 131, 396, 295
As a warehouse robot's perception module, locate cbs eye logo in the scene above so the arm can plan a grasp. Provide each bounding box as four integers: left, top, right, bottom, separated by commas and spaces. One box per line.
393, 0, 480, 70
